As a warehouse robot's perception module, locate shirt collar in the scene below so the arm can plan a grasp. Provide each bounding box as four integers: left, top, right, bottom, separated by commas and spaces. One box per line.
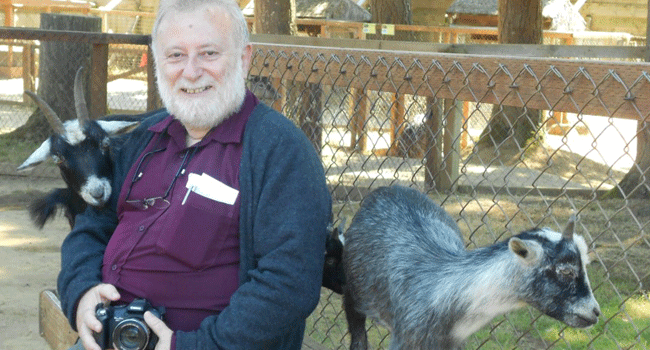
149, 90, 259, 147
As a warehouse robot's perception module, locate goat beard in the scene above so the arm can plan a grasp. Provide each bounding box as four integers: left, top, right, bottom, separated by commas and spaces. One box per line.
156, 60, 247, 130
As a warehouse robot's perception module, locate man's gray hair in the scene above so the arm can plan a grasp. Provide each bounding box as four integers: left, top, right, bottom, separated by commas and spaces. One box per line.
151, 0, 250, 56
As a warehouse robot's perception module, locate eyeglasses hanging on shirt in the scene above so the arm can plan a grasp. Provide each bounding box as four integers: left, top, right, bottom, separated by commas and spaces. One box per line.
124, 132, 200, 211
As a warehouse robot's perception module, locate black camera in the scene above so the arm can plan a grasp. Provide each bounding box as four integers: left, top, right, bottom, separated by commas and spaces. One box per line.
93, 298, 165, 350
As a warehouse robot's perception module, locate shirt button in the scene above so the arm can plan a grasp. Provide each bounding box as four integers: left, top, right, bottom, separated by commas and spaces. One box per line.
139, 225, 145, 232
111, 265, 117, 271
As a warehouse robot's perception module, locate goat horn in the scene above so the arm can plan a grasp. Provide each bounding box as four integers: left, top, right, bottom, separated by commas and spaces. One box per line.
562, 213, 577, 240
24, 90, 66, 135
74, 66, 90, 125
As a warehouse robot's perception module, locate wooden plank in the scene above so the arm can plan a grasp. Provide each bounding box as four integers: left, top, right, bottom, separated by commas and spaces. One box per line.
250, 42, 650, 120
0, 27, 150, 45
582, 2, 647, 19
250, 34, 643, 60
0, 0, 91, 8
39, 290, 78, 350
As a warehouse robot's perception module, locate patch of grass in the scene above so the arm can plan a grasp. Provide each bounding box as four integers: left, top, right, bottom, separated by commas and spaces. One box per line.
0, 136, 42, 166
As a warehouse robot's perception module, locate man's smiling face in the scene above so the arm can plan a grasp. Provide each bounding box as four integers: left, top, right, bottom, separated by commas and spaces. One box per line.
154, 5, 249, 129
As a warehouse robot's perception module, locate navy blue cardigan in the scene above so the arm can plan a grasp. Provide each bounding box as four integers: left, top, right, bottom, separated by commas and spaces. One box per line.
57, 103, 332, 349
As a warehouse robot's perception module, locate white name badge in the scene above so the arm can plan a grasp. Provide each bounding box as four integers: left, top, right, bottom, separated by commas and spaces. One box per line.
183, 172, 238, 205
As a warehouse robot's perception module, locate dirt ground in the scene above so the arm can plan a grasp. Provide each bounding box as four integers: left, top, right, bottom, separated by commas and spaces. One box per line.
0, 176, 67, 350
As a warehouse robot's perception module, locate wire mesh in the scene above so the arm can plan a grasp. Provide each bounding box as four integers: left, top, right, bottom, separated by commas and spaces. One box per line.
0, 29, 648, 349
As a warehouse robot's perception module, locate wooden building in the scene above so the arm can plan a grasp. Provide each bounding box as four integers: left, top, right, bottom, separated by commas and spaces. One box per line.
446, 0, 586, 31
241, 0, 370, 22
580, 0, 647, 36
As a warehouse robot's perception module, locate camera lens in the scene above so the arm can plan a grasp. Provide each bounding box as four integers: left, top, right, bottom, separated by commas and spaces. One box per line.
112, 319, 150, 350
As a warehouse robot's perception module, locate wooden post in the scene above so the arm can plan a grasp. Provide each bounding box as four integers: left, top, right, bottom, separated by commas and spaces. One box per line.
4, 4, 13, 71
350, 88, 368, 152
299, 83, 323, 153
146, 45, 161, 110
90, 43, 108, 118
388, 93, 405, 156
646, 0, 650, 62
21, 43, 35, 101
425, 97, 442, 189
441, 99, 461, 192
271, 77, 285, 112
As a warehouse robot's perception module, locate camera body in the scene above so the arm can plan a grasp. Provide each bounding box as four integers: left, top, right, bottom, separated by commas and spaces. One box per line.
94, 298, 165, 350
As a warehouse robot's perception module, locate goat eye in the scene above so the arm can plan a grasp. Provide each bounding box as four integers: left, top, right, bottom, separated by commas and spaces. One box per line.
557, 267, 576, 279
52, 155, 64, 164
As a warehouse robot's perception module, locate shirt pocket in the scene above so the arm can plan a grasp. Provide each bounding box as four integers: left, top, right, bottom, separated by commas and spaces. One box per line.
156, 191, 238, 270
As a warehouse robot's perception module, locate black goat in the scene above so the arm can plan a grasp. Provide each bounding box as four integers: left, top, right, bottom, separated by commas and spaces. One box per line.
17, 68, 139, 228
322, 219, 346, 294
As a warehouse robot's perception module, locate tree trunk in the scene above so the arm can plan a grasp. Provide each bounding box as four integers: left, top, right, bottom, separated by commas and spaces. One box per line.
604, 119, 650, 199
253, 0, 323, 152
254, 0, 296, 35
368, 0, 413, 41
475, 0, 543, 153
4, 14, 100, 141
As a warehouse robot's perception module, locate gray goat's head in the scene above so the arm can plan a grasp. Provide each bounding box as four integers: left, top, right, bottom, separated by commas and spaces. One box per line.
509, 214, 601, 328
17, 67, 139, 207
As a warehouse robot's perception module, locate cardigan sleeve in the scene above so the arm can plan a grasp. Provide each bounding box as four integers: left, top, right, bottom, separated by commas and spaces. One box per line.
175, 104, 332, 349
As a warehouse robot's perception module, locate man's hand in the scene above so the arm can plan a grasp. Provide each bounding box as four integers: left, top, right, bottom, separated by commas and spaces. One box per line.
75, 283, 120, 350
145, 311, 173, 350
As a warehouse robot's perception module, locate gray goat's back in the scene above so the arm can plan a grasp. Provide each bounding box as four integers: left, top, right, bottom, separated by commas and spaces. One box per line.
343, 186, 465, 323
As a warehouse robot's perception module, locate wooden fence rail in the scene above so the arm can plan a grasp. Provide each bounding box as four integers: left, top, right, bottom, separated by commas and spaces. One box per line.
1, 28, 649, 192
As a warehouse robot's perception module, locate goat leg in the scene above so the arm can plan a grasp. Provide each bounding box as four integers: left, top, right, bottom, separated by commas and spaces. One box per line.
344, 287, 368, 350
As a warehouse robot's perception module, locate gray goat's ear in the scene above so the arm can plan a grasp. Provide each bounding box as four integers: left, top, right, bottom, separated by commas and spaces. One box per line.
17, 139, 52, 171
509, 237, 543, 265
97, 120, 140, 136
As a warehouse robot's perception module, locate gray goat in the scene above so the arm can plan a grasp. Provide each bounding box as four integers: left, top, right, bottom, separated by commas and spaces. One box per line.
17, 67, 139, 228
343, 185, 600, 350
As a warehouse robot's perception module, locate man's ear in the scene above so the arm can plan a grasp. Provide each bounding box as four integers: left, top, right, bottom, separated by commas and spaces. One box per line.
241, 43, 253, 73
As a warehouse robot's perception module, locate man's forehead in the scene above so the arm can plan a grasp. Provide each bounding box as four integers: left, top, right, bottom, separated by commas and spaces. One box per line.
157, 10, 234, 48
158, 5, 231, 31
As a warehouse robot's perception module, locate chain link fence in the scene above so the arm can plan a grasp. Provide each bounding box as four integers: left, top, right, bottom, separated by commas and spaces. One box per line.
0, 29, 649, 349
248, 43, 650, 349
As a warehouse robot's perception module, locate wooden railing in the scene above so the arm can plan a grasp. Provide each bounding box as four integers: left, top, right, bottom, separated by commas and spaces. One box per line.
0, 27, 157, 118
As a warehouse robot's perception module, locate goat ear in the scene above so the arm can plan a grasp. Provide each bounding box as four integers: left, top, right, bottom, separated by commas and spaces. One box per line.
17, 139, 52, 171
97, 120, 140, 136
509, 237, 542, 265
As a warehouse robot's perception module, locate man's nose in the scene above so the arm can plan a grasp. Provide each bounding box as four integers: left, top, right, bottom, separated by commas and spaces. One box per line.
182, 56, 202, 79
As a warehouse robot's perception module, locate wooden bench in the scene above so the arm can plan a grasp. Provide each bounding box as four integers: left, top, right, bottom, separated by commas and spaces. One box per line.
39, 290, 78, 350
39, 289, 330, 350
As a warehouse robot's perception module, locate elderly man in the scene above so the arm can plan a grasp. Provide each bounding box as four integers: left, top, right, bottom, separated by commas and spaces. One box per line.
58, 0, 331, 349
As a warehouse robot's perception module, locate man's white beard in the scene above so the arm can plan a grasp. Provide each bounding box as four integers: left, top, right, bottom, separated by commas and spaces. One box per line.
156, 60, 247, 130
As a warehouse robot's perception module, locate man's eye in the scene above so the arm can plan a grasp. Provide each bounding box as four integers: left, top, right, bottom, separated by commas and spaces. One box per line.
202, 51, 219, 58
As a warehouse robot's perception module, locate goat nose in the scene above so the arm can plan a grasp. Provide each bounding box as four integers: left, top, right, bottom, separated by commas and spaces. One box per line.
593, 306, 601, 317
90, 187, 105, 199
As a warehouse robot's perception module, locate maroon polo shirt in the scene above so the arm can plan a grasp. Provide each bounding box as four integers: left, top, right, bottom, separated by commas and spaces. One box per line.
102, 91, 259, 331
